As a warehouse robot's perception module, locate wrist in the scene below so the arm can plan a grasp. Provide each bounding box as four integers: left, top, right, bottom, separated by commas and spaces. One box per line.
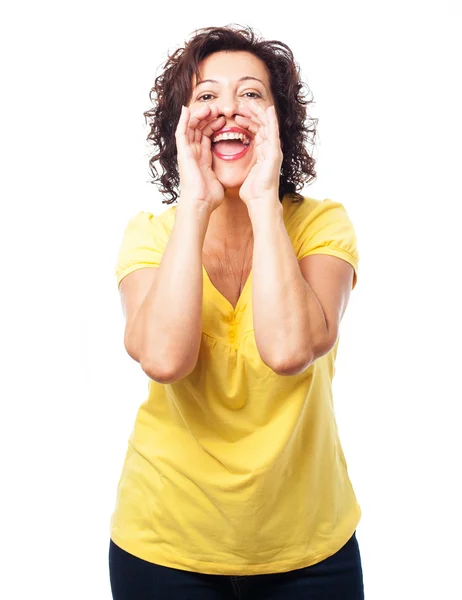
247, 195, 283, 220
177, 198, 214, 218
175, 200, 213, 237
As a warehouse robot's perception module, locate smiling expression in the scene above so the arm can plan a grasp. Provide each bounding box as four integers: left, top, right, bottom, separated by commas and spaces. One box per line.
187, 51, 277, 192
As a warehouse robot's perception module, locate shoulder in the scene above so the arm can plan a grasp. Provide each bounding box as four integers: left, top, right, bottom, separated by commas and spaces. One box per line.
115, 207, 175, 288
283, 193, 360, 287
283, 194, 352, 227
119, 210, 158, 237
120, 203, 177, 238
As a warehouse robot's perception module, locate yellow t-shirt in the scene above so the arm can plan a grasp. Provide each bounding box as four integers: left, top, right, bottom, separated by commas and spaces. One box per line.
110, 194, 361, 576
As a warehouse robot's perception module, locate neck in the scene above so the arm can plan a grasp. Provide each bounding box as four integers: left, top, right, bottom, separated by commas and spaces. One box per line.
206, 187, 253, 249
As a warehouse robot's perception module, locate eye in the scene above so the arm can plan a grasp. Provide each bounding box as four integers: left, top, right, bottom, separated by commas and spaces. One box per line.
197, 94, 215, 101
198, 91, 262, 101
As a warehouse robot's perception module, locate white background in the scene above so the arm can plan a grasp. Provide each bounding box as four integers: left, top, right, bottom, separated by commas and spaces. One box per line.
1, 1, 461, 598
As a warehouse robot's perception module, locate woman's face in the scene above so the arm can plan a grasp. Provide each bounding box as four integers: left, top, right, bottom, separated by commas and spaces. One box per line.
187, 50, 277, 193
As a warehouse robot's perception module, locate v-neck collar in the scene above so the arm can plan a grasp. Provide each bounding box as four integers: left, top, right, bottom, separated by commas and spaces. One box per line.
167, 195, 292, 314
202, 264, 252, 314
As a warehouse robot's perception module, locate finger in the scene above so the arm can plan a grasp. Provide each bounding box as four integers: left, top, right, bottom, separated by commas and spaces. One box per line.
237, 103, 258, 119
200, 131, 211, 155
246, 98, 269, 127
240, 103, 280, 147
188, 104, 224, 144
239, 103, 270, 141
236, 103, 261, 126
198, 104, 224, 137
256, 139, 265, 163
243, 115, 268, 143
196, 103, 219, 125
234, 114, 259, 137
201, 115, 226, 138
188, 104, 213, 129
175, 105, 189, 139
187, 105, 213, 144
197, 104, 221, 133
267, 105, 280, 143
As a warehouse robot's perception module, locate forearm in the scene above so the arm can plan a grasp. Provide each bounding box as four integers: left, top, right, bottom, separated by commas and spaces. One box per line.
131, 201, 211, 382
249, 199, 328, 374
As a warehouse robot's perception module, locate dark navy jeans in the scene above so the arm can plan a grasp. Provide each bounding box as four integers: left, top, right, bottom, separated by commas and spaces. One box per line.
109, 531, 365, 599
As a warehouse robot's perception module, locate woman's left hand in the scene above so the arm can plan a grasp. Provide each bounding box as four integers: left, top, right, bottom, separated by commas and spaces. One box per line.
235, 100, 283, 210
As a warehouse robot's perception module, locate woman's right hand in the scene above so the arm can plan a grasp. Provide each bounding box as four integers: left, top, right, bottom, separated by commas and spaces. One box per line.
175, 104, 226, 212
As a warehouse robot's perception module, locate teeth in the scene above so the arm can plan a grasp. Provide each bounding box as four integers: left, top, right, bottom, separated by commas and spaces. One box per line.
212, 132, 250, 145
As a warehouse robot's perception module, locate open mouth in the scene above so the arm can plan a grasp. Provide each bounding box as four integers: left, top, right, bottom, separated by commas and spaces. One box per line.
211, 131, 252, 161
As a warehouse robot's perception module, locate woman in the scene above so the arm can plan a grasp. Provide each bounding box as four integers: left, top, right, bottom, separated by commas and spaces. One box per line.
109, 24, 365, 599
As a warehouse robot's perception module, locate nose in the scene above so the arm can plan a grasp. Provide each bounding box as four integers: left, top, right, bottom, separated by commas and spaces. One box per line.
215, 92, 240, 121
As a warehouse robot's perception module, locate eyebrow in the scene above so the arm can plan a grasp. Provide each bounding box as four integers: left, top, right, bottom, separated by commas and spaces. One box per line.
195, 76, 265, 89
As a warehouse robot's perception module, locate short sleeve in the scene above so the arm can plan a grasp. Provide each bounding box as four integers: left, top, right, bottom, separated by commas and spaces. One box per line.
292, 198, 360, 290
115, 211, 164, 288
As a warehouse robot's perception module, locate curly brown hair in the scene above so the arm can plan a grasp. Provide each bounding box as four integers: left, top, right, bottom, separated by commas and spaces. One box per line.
143, 24, 318, 205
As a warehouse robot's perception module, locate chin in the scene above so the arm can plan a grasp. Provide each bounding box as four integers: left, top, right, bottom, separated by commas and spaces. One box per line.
216, 175, 245, 192
212, 160, 254, 192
